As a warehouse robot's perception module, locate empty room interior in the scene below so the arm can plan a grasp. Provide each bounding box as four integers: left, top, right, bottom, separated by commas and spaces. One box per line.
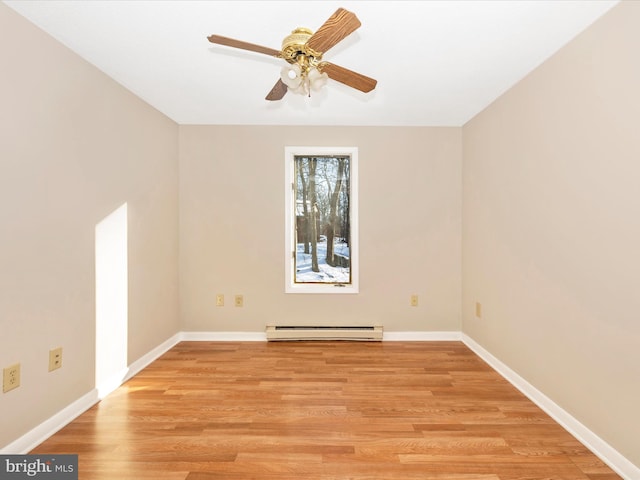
0, 1, 638, 479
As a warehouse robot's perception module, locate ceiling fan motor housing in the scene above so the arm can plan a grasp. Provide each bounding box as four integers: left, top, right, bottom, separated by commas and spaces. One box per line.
281, 27, 322, 64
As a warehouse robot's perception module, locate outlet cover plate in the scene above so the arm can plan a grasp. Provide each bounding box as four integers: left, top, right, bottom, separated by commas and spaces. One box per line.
3, 363, 21, 393
49, 347, 63, 372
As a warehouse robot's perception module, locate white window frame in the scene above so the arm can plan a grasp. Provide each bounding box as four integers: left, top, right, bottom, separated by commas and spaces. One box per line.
285, 146, 359, 294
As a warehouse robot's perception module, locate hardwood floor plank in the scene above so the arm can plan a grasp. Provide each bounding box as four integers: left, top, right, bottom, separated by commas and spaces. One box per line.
30, 341, 620, 479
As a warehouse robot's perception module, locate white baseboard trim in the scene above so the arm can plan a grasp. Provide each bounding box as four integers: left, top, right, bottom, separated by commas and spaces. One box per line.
383, 331, 462, 341
0, 389, 99, 455
462, 333, 639, 480
123, 333, 182, 383
179, 331, 462, 342
5, 329, 637, 480
95, 367, 130, 399
96, 332, 183, 399
180, 331, 267, 341
1, 332, 182, 454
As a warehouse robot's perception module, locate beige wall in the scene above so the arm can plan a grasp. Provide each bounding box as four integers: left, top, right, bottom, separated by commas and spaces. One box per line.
2, 0, 637, 469
462, 0, 640, 466
0, 4, 179, 447
179, 126, 462, 332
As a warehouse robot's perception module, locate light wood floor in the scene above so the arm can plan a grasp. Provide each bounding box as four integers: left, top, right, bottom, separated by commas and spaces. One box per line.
31, 341, 620, 479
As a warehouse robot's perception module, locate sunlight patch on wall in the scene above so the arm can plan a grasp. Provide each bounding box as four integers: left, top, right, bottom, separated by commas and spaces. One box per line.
95, 203, 128, 398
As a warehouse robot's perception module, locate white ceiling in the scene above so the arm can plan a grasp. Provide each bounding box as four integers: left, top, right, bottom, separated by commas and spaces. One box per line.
4, 0, 619, 126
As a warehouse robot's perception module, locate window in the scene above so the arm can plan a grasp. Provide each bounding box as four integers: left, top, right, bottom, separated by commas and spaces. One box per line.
285, 146, 358, 294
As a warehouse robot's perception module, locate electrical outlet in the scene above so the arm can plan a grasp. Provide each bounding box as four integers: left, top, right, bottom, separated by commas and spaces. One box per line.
216, 294, 224, 307
49, 347, 63, 372
475, 302, 482, 318
410, 294, 419, 307
234, 295, 243, 307
3, 363, 20, 393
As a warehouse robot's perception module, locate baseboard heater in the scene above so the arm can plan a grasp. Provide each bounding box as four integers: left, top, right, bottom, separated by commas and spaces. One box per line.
266, 325, 383, 341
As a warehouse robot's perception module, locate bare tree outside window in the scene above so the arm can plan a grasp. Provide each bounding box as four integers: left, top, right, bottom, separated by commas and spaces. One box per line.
285, 147, 358, 294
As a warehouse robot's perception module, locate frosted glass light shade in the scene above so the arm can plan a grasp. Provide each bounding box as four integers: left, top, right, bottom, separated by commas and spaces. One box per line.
308, 68, 328, 91
280, 64, 302, 89
280, 64, 328, 96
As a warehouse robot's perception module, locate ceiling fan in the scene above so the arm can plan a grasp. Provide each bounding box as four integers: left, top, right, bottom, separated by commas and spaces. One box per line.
207, 7, 377, 101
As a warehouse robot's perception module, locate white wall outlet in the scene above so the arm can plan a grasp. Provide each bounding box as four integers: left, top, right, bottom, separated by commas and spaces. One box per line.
216, 294, 224, 307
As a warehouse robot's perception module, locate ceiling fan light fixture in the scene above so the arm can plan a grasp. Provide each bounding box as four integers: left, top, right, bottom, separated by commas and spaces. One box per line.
308, 67, 328, 92
280, 64, 302, 88
279, 54, 328, 96
281, 65, 326, 96
280, 56, 329, 95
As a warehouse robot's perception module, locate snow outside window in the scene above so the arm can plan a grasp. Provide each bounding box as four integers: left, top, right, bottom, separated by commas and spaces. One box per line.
285, 146, 359, 294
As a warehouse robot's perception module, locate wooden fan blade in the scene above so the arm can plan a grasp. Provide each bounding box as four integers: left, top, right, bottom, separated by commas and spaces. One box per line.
319, 62, 377, 93
306, 8, 361, 54
207, 34, 281, 57
266, 79, 288, 101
